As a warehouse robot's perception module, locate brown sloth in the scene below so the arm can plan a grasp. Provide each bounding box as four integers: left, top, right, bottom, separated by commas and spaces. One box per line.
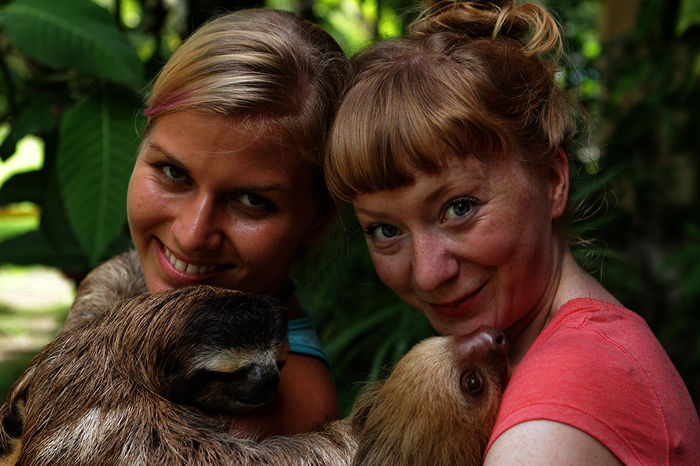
0, 255, 509, 465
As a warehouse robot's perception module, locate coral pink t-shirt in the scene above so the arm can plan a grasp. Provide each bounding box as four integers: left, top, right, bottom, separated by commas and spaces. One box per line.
486, 298, 700, 464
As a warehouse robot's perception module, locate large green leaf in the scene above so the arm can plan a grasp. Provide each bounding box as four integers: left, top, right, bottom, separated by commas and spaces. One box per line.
0, 225, 132, 272
57, 91, 144, 265
0, 0, 144, 88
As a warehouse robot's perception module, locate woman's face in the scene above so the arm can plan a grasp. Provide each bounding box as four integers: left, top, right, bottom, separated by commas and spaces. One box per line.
352, 153, 568, 336
127, 110, 330, 296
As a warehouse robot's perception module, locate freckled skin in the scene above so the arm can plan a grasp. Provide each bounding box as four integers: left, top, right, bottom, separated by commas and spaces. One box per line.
354, 152, 625, 464
353, 154, 566, 349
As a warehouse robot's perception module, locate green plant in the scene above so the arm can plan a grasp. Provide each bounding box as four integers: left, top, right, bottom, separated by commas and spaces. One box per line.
0, 0, 147, 272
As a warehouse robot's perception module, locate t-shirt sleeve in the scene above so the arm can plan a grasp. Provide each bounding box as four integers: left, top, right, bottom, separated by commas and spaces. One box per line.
287, 310, 330, 366
487, 320, 667, 465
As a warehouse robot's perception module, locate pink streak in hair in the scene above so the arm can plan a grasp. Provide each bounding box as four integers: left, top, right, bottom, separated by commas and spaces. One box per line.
143, 92, 189, 117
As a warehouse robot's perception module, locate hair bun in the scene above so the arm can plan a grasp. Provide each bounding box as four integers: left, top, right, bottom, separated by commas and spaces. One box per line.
409, 0, 561, 57
410, 1, 525, 39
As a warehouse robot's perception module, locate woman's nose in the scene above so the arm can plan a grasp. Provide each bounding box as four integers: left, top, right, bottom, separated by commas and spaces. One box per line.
171, 194, 223, 251
411, 230, 458, 292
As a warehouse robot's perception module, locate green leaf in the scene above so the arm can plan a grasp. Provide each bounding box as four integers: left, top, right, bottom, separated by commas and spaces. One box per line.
0, 0, 144, 88
0, 228, 87, 270
0, 225, 131, 272
0, 170, 44, 205
57, 91, 144, 265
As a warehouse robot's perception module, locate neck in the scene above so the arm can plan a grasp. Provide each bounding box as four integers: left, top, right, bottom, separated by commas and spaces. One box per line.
505, 245, 619, 368
505, 237, 567, 368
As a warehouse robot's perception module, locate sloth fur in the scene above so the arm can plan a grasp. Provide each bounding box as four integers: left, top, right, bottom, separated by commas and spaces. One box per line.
0, 252, 508, 465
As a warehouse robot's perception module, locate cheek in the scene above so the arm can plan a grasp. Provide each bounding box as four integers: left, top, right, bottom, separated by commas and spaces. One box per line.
234, 221, 302, 268
466, 222, 521, 268
369, 250, 411, 293
127, 174, 163, 232
473, 194, 552, 268
126, 174, 147, 233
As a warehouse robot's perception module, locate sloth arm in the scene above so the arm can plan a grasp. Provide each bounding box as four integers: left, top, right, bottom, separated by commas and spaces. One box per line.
225, 353, 340, 438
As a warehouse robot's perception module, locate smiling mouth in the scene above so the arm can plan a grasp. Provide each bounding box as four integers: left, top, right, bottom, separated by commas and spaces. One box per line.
430, 284, 486, 316
163, 245, 226, 275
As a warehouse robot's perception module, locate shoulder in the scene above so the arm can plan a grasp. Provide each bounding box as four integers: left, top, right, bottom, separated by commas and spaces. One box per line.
487, 298, 700, 465
485, 420, 622, 465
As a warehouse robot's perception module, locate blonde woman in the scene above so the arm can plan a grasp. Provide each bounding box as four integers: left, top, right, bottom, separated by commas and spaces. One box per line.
67, 8, 351, 438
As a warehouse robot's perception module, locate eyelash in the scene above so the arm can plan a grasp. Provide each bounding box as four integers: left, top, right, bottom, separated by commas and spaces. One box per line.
361, 196, 480, 242
442, 196, 480, 222
235, 193, 276, 213
362, 223, 401, 241
155, 163, 189, 184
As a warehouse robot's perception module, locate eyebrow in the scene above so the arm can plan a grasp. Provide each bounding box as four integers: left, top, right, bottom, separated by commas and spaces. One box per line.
425, 184, 451, 205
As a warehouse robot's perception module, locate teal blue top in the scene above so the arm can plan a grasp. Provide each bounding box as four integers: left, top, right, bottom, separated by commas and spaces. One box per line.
287, 309, 329, 365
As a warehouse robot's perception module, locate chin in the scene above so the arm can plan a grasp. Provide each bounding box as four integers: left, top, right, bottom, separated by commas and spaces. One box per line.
428, 316, 486, 337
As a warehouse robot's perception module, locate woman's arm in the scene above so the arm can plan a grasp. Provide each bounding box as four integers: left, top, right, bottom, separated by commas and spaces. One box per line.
227, 353, 340, 438
484, 420, 622, 465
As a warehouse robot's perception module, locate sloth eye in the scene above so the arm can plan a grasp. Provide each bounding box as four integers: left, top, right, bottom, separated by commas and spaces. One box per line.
461, 371, 484, 395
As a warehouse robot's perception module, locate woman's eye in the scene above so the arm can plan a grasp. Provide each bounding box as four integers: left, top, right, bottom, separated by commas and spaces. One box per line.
238, 193, 270, 209
443, 198, 477, 221
161, 164, 187, 182
365, 224, 400, 241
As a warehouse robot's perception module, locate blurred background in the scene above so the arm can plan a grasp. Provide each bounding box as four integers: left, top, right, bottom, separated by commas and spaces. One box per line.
0, 0, 698, 416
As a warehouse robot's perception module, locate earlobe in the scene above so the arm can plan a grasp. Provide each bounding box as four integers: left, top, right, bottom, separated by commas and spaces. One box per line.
550, 147, 569, 219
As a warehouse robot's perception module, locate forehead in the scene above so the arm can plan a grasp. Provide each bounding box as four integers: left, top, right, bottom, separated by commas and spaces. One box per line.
143, 111, 317, 186
353, 154, 492, 209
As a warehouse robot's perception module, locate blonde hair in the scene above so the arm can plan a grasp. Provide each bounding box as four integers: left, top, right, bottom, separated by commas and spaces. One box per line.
145, 9, 351, 168
325, 0, 578, 203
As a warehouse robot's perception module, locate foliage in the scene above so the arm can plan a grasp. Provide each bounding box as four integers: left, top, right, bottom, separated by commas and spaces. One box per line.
0, 0, 147, 272
588, 0, 700, 410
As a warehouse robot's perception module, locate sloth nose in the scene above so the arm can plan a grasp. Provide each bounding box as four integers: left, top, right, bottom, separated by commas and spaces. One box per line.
478, 326, 508, 355
238, 365, 281, 405
453, 325, 509, 361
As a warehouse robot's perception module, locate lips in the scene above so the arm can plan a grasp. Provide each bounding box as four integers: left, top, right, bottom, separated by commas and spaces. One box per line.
429, 283, 486, 318
162, 245, 224, 275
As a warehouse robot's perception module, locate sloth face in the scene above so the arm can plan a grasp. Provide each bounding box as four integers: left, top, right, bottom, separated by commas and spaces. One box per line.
139, 286, 290, 414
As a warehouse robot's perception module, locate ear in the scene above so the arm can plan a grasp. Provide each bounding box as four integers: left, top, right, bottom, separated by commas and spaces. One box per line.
549, 147, 569, 220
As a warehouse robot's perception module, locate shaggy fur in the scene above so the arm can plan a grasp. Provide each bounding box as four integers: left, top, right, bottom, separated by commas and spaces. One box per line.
62, 250, 147, 332
0, 251, 509, 465
0, 286, 309, 465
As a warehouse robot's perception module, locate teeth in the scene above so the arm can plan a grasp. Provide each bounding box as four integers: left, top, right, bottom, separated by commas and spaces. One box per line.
163, 246, 218, 275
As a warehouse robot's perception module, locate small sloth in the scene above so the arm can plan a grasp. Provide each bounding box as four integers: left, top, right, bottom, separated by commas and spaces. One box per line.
350, 326, 509, 465
0, 254, 509, 464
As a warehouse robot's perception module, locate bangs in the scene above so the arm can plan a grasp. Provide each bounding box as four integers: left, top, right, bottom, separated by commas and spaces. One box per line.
325, 44, 513, 203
